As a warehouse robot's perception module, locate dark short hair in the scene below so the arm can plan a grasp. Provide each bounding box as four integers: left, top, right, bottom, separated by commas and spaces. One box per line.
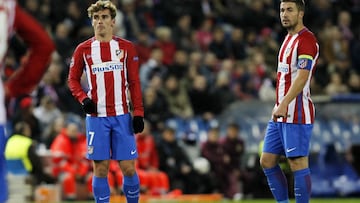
13, 121, 29, 135
280, 0, 305, 11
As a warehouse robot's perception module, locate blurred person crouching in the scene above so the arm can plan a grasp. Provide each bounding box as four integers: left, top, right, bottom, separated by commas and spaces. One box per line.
5, 121, 56, 185
50, 122, 92, 201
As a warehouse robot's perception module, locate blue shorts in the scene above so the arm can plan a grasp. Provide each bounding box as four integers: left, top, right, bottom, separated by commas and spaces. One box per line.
85, 113, 138, 161
262, 121, 313, 158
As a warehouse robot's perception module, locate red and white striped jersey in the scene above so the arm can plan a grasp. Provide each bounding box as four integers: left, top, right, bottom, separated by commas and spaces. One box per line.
275, 27, 319, 124
0, 0, 15, 62
0, 0, 54, 124
68, 36, 144, 117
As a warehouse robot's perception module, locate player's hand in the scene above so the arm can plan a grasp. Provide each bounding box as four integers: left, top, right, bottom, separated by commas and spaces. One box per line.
82, 98, 96, 114
272, 103, 288, 121
133, 116, 144, 134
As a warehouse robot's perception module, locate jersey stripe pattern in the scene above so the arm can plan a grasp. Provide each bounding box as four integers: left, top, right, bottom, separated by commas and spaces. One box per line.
276, 28, 319, 124
68, 36, 144, 117
0, 0, 15, 124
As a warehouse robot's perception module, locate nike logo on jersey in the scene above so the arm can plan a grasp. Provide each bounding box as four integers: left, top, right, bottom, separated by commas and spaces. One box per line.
131, 149, 137, 155
286, 147, 296, 153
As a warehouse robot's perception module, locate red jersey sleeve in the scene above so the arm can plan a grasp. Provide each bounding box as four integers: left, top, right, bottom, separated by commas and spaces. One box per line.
297, 32, 318, 59
67, 43, 88, 103
5, 4, 55, 97
126, 42, 144, 117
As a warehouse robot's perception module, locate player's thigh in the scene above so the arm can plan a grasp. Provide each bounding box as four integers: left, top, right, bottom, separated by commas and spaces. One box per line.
111, 114, 137, 160
262, 121, 285, 155
85, 116, 111, 160
282, 123, 313, 158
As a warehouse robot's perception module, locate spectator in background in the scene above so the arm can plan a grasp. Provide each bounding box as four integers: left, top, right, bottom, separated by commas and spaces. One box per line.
167, 49, 189, 80
53, 22, 74, 63
157, 0, 203, 28
111, 0, 125, 38
201, 127, 230, 195
161, 74, 193, 120
195, 18, 213, 52
212, 67, 237, 114
157, 127, 199, 194
220, 123, 245, 199
143, 86, 170, 134
240, 0, 277, 33
188, 74, 216, 119
172, 14, 193, 52
41, 114, 65, 149
208, 25, 230, 60
64, 0, 92, 44
229, 27, 247, 61
121, 0, 146, 41
231, 61, 256, 100
33, 95, 62, 132
11, 96, 42, 142
36, 54, 63, 106
50, 122, 92, 201
322, 25, 351, 81
337, 10, 354, 42
186, 51, 204, 84
198, 52, 219, 89
5, 121, 56, 185
325, 71, 350, 96
134, 31, 153, 66
348, 72, 360, 93
237, 59, 262, 99
350, 27, 360, 74
140, 48, 166, 89
153, 26, 177, 66
258, 27, 279, 70
136, 120, 170, 195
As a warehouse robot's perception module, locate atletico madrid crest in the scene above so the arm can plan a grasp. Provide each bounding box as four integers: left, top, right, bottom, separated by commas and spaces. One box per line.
116, 49, 124, 60
88, 146, 94, 154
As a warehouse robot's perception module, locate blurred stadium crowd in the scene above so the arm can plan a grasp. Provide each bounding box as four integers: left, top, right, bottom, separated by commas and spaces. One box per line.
3, 0, 360, 201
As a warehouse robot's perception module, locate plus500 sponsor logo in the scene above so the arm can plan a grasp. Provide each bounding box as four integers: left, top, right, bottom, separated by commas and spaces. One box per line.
91, 62, 123, 74
278, 62, 289, 73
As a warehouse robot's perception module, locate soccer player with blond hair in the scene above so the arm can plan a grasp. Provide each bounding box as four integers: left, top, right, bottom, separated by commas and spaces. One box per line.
68, 1, 144, 202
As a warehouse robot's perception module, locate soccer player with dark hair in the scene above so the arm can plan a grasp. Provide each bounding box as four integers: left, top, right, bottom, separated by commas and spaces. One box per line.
67, 1, 144, 202
0, 0, 55, 202
260, 0, 319, 203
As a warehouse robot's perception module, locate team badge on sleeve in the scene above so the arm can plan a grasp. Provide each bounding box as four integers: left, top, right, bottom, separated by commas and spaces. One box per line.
297, 58, 312, 70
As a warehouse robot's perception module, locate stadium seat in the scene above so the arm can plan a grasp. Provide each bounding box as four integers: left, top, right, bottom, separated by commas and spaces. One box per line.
6, 159, 33, 203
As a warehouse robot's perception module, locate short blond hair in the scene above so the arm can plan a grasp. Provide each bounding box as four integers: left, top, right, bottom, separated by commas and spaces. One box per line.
87, 0, 117, 19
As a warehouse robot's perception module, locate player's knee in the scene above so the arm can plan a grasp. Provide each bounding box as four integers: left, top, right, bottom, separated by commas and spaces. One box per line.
122, 167, 136, 177
93, 160, 110, 177
288, 156, 308, 171
119, 160, 136, 176
260, 153, 277, 169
